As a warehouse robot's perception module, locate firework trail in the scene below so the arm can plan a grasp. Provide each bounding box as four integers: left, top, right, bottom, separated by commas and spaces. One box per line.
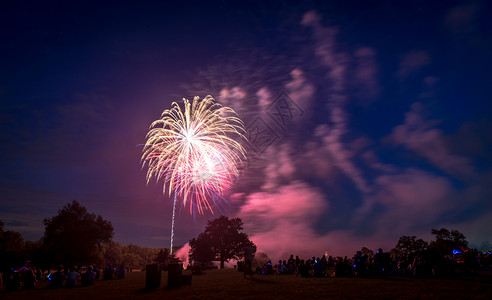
142, 95, 247, 253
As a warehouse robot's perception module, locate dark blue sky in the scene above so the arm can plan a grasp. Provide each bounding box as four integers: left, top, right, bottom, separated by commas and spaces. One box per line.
1, 0, 491, 259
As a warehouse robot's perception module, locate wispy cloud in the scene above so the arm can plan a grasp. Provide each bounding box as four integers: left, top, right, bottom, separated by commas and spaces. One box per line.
443, 2, 481, 34
371, 168, 455, 236
353, 47, 380, 102
300, 10, 370, 194
285, 68, 316, 110
397, 50, 431, 80
388, 102, 476, 180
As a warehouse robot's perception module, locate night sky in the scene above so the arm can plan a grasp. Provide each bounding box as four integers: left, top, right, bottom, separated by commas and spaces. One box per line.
1, 0, 491, 261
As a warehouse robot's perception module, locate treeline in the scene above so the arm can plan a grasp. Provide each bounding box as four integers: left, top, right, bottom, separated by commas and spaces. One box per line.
0, 201, 177, 271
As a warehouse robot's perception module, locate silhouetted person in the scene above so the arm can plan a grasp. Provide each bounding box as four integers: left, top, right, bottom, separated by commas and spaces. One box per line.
313, 257, 323, 277
353, 251, 368, 277
21, 264, 37, 290
103, 266, 113, 280
335, 257, 346, 277
94, 266, 101, 280
328, 256, 335, 269
4, 267, 20, 292
264, 260, 273, 274
320, 255, 327, 274
374, 248, 391, 275
118, 265, 126, 279
243, 246, 254, 277
288, 255, 294, 266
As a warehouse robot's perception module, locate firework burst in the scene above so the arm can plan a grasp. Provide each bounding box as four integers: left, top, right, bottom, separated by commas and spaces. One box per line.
142, 95, 247, 216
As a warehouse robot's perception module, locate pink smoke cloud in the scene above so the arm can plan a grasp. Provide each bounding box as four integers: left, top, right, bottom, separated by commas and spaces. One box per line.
235, 181, 331, 260
235, 180, 403, 260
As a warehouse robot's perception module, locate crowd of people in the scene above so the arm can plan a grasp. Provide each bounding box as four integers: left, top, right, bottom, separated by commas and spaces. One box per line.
2, 248, 492, 291
251, 248, 492, 278
0, 263, 127, 292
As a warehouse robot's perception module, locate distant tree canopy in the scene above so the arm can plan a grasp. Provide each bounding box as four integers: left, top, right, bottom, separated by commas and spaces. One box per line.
429, 228, 468, 255
95, 241, 170, 270
0, 220, 26, 270
0, 220, 24, 253
391, 228, 468, 259
154, 248, 172, 270
1, 216, 172, 270
43, 200, 114, 265
188, 216, 256, 269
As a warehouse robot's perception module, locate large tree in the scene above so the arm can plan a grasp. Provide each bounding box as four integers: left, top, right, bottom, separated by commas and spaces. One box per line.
188, 216, 256, 269
43, 200, 114, 265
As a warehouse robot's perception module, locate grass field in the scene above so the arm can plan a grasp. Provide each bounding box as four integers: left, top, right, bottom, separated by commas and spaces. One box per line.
2, 268, 492, 299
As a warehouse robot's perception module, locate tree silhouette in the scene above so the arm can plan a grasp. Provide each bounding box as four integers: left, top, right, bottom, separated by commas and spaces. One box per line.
101, 240, 122, 266
429, 228, 468, 256
188, 216, 256, 269
154, 248, 172, 270
391, 235, 428, 258
360, 247, 374, 257
0, 220, 26, 270
43, 200, 113, 265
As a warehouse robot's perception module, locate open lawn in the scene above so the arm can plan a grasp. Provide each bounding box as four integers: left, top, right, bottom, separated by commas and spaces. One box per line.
2, 269, 492, 299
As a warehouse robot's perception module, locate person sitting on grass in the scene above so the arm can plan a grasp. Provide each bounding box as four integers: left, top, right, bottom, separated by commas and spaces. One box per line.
103, 265, 114, 280
48, 265, 65, 289
65, 266, 80, 288
297, 259, 312, 278
334, 257, 348, 277
81, 265, 96, 286
277, 260, 286, 274
261, 261, 274, 274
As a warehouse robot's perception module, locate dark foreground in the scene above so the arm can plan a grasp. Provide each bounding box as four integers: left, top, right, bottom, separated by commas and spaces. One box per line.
2, 269, 492, 299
